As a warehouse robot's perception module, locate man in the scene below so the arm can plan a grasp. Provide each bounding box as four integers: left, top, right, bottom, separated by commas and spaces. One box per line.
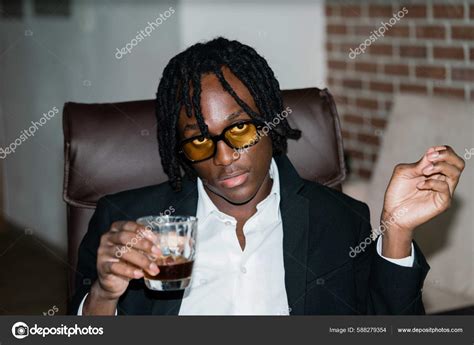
71, 37, 464, 315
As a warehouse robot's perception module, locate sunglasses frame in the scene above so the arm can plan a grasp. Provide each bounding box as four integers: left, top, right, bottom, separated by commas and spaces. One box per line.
178, 119, 264, 163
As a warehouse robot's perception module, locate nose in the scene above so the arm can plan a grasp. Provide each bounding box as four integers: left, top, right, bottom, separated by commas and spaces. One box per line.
213, 140, 238, 166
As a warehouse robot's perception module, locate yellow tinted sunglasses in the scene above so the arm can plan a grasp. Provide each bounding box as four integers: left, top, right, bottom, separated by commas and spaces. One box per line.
179, 120, 263, 163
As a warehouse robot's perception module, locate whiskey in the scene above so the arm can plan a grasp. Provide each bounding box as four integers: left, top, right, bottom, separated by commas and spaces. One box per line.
144, 255, 194, 281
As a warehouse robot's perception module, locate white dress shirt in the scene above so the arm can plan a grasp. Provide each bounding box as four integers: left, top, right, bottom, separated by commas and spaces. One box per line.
78, 157, 414, 315
179, 157, 289, 315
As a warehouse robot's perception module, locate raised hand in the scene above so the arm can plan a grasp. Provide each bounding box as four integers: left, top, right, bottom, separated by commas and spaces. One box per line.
380, 146, 465, 258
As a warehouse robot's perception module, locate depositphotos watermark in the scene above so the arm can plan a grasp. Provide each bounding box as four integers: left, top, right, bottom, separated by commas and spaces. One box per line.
115, 7, 175, 59
115, 206, 175, 258
12, 321, 103, 339
348, 7, 408, 60
42, 305, 59, 316
0, 106, 59, 160
463, 148, 474, 160
232, 106, 292, 159
349, 206, 409, 258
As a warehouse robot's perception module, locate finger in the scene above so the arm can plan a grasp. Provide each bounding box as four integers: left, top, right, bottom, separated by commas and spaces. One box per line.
129, 222, 159, 244
110, 221, 158, 243
104, 261, 144, 280
109, 221, 127, 233
422, 160, 461, 179
427, 145, 447, 153
422, 161, 461, 195
108, 230, 161, 256
111, 221, 146, 233
412, 149, 437, 176
426, 146, 465, 171
425, 172, 446, 181
416, 178, 451, 199
113, 248, 160, 275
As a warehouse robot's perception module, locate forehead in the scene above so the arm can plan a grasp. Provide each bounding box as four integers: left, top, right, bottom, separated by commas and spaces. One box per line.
177, 67, 258, 136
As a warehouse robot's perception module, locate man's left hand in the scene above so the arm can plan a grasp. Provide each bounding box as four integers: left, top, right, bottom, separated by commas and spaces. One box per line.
380, 145, 465, 258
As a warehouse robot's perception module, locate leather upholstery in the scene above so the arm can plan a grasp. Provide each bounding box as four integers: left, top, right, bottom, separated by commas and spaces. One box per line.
63, 87, 346, 298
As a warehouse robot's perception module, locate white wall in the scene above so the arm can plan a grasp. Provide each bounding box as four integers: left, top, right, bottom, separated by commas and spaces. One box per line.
178, 0, 327, 89
0, 0, 326, 250
0, 0, 180, 249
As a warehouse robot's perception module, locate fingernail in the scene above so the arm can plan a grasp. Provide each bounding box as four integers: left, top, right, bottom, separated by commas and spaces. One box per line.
143, 229, 153, 239
134, 269, 143, 278
151, 245, 160, 254
424, 164, 434, 172
428, 151, 439, 159
149, 263, 158, 272
417, 181, 424, 188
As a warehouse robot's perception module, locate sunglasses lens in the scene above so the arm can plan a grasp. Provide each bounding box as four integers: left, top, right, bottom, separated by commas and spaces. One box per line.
225, 122, 259, 148
180, 122, 260, 162
182, 137, 214, 162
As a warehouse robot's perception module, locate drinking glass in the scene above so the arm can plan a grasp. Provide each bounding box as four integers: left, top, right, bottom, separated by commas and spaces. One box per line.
136, 215, 197, 291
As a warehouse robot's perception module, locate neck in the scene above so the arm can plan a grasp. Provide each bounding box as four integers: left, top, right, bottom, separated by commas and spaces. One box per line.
204, 171, 273, 222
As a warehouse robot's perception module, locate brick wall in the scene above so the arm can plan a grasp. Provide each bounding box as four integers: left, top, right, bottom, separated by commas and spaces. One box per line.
325, 0, 473, 179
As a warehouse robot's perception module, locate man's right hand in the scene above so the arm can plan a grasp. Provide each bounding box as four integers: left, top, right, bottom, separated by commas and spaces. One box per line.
82, 221, 161, 315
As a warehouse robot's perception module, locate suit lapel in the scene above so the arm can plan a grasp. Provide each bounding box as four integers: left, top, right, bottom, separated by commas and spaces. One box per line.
151, 154, 310, 315
274, 155, 310, 315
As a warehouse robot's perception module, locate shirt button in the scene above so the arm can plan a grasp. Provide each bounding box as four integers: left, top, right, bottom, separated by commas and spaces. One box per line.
240, 266, 247, 274
224, 221, 232, 226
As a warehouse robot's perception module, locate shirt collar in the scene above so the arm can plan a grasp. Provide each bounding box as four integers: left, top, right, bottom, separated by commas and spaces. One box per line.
196, 157, 280, 223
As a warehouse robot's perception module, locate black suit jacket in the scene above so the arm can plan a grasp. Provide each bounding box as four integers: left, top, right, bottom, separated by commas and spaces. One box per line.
70, 154, 430, 315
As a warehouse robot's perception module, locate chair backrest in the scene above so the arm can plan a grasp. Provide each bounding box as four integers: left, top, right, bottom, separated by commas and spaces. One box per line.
63, 87, 346, 298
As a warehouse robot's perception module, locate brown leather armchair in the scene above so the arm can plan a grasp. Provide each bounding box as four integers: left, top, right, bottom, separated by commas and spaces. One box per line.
62, 87, 346, 301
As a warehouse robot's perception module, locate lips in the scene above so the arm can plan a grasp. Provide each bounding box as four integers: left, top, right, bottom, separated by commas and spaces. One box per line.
218, 170, 249, 188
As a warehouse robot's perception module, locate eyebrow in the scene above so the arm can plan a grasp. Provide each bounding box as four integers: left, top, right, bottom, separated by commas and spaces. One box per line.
182, 109, 245, 133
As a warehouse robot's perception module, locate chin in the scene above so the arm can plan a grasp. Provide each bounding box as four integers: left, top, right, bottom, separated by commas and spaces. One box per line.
211, 184, 258, 205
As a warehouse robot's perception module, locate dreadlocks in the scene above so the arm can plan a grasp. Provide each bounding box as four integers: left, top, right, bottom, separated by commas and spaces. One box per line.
155, 37, 301, 192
